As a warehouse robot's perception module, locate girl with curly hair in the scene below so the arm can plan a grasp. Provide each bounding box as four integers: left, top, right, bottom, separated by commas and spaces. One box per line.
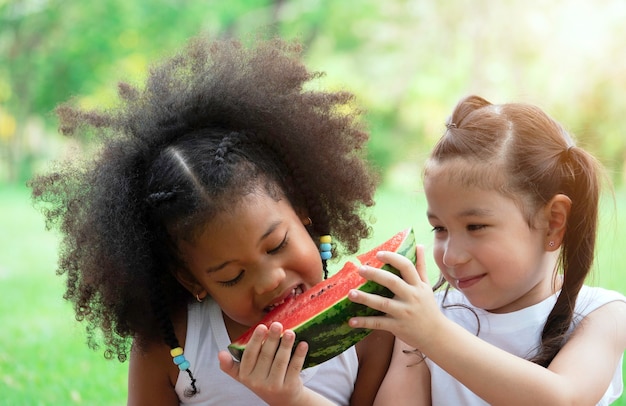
349, 95, 626, 405
30, 36, 392, 405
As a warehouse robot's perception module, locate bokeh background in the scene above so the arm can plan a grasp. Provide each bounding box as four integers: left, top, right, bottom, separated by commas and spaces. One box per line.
1, 0, 625, 404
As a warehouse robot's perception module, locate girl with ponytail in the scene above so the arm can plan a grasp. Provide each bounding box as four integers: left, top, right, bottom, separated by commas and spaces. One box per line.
349, 95, 626, 405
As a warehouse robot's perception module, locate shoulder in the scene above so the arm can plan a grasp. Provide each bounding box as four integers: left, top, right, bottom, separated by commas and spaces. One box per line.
544, 299, 626, 404
575, 286, 626, 318
128, 339, 180, 405
579, 285, 626, 301
568, 291, 626, 355
127, 306, 188, 406
579, 297, 626, 336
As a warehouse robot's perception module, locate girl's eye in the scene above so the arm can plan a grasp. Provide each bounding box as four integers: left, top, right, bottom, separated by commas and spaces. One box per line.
267, 234, 288, 255
219, 270, 244, 287
431, 226, 446, 233
467, 224, 487, 231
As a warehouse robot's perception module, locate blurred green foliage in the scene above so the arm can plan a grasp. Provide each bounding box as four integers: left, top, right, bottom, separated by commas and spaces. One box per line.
1, 0, 625, 186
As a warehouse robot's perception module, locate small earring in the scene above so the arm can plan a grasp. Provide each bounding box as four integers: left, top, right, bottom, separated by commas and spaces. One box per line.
196, 293, 203, 303
303, 217, 312, 226
548, 241, 555, 248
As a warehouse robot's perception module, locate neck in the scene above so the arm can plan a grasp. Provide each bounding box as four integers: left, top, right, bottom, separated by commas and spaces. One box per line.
222, 313, 250, 341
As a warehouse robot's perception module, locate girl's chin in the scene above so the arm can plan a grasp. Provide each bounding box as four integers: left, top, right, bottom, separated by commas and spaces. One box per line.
223, 313, 258, 336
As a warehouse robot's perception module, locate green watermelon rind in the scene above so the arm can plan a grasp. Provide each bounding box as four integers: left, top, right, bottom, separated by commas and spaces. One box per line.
229, 228, 416, 368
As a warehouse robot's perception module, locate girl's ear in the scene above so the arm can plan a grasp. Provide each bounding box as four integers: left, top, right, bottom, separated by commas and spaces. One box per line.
544, 194, 572, 251
296, 208, 312, 226
173, 269, 207, 301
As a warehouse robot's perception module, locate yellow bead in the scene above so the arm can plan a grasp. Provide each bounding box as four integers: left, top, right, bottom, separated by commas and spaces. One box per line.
170, 347, 184, 357
320, 235, 331, 244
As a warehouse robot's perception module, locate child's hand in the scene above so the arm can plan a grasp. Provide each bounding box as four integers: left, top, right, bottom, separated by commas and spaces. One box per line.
218, 322, 311, 406
347, 245, 446, 349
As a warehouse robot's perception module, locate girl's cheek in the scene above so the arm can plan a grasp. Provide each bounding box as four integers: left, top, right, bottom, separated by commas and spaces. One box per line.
433, 247, 446, 270
441, 273, 455, 286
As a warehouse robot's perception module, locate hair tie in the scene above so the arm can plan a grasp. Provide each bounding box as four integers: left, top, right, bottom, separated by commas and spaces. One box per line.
170, 347, 191, 371
320, 235, 332, 279
446, 122, 457, 130
145, 190, 178, 207
214, 132, 239, 164
319, 235, 332, 261
561, 145, 575, 161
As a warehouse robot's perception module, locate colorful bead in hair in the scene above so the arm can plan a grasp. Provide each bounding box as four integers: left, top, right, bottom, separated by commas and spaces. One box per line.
170, 347, 191, 371
320, 235, 332, 260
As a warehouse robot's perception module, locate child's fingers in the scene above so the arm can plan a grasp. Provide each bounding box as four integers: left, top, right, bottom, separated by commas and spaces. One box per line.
374, 251, 421, 286
218, 349, 239, 378
414, 245, 429, 285
238, 323, 269, 375
267, 329, 296, 381
284, 340, 308, 384
356, 261, 414, 302
254, 322, 283, 371
348, 313, 393, 332
349, 288, 398, 318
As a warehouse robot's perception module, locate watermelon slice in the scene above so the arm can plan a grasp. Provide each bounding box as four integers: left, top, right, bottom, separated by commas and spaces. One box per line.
228, 228, 415, 368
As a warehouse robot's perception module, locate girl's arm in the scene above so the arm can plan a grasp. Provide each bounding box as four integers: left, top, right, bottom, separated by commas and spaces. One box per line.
349, 249, 626, 405
373, 337, 430, 406
417, 300, 625, 405
350, 329, 394, 405
127, 340, 180, 406
218, 322, 335, 406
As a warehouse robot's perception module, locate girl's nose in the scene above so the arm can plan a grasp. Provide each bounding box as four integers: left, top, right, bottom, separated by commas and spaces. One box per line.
254, 265, 286, 295
442, 239, 470, 268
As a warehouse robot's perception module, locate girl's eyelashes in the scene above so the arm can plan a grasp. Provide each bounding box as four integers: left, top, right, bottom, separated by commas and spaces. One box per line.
219, 270, 244, 287
431, 224, 487, 233
267, 233, 288, 255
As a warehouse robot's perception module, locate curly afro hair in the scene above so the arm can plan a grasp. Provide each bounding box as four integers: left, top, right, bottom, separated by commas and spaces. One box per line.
29, 36, 379, 368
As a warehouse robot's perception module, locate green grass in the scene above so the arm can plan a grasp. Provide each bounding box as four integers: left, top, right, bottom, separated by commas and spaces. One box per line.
0, 185, 127, 405
0, 183, 624, 405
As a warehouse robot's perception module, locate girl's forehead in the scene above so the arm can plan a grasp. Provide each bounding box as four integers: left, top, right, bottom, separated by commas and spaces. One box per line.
424, 158, 538, 223
174, 184, 288, 244
424, 158, 506, 191
203, 190, 284, 225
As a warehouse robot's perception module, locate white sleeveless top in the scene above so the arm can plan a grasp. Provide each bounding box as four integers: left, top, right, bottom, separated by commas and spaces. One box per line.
426, 285, 626, 405
175, 299, 358, 405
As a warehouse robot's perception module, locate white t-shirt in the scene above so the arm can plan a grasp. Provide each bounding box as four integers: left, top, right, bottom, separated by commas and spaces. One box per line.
426, 285, 625, 405
175, 299, 359, 405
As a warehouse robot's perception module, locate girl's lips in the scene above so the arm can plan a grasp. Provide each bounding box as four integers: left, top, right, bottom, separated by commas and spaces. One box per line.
264, 284, 304, 312
455, 274, 485, 290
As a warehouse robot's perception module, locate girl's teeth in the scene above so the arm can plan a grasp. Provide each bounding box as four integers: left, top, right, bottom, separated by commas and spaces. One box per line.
266, 286, 303, 312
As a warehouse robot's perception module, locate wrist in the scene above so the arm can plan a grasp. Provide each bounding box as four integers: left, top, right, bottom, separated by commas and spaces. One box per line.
419, 312, 454, 355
